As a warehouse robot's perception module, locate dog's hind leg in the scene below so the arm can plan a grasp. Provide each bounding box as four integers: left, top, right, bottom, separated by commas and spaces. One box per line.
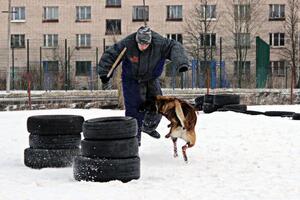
182, 142, 194, 163
172, 137, 178, 158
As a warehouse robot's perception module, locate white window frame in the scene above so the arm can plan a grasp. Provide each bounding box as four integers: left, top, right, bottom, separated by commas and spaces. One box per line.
43, 7, 59, 21
43, 34, 58, 48
106, 19, 122, 35
269, 4, 285, 19
132, 6, 149, 21
11, 34, 25, 48
200, 33, 216, 47
269, 33, 285, 47
76, 34, 91, 48
106, 0, 121, 7
166, 33, 183, 43
76, 6, 91, 21
201, 5, 216, 20
270, 60, 286, 76
167, 5, 183, 20
235, 33, 251, 48
11, 7, 25, 21
234, 4, 250, 20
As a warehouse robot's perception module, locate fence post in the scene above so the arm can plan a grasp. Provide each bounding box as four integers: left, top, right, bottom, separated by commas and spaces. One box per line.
219, 37, 222, 88
96, 47, 99, 90
26, 39, 31, 109
12, 47, 14, 90
39, 46, 42, 90
68, 47, 71, 89
64, 39, 68, 91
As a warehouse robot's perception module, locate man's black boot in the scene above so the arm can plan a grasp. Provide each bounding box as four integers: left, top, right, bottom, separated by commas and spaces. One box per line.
147, 130, 161, 139
142, 129, 161, 139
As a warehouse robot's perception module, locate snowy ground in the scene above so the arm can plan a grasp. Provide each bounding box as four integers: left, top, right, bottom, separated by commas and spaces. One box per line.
0, 105, 299, 200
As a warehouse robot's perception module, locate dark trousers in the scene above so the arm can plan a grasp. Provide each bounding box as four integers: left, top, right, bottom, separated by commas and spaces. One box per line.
122, 79, 162, 142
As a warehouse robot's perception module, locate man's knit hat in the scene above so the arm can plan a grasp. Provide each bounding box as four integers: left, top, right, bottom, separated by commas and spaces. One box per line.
136, 26, 152, 44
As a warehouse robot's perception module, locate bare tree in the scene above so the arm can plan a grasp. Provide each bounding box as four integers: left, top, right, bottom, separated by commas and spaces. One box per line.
184, 0, 219, 89
223, 0, 265, 88
283, 0, 299, 90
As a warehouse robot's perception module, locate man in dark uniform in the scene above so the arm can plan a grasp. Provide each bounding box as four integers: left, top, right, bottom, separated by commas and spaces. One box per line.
98, 26, 189, 145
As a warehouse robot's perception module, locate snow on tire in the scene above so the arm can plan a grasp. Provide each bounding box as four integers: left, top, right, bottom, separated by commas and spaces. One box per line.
81, 138, 139, 159
73, 156, 140, 182
213, 94, 240, 107
27, 115, 84, 135
83, 116, 137, 139
24, 148, 80, 169
29, 134, 81, 149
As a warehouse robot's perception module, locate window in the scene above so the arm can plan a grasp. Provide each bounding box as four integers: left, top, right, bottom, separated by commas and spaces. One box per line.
201, 5, 216, 19
200, 33, 216, 47
269, 4, 285, 20
270, 61, 286, 76
234, 61, 251, 79
11, 7, 25, 21
235, 33, 250, 48
234, 4, 250, 20
167, 5, 182, 21
133, 6, 149, 21
106, 19, 121, 35
76, 34, 91, 48
269, 33, 285, 47
76, 6, 91, 21
43, 7, 58, 22
43, 34, 58, 47
76, 61, 91, 76
106, 0, 121, 8
166, 33, 183, 44
43, 61, 59, 72
11, 34, 25, 48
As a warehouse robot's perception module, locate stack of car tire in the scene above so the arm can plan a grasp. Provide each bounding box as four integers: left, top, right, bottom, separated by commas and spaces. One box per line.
73, 116, 140, 183
194, 94, 247, 114
24, 115, 84, 169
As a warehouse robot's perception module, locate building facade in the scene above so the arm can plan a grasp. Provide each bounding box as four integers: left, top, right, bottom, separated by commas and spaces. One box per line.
0, 0, 299, 90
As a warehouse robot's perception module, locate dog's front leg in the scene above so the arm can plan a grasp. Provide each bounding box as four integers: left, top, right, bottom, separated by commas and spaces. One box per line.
182, 144, 188, 163
172, 137, 178, 158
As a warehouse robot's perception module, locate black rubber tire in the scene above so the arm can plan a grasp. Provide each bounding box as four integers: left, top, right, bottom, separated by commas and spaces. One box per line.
194, 103, 203, 111
203, 103, 216, 114
264, 111, 295, 117
204, 94, 214, 103
213, 94, 240, 106
27, 115, 84, 135
73, 156, 140, 182
223, 104, 247, 112
195, 96, 204, 105
24, 148, 80, 169
81, 138, 139, 159
83, 117, 137, 139
292, 113, 300, 120
243, 110, 265, 115
29, 134, 81, 149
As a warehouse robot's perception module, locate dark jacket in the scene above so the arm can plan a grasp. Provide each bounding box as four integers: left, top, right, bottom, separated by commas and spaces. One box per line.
98, 31, 189, 82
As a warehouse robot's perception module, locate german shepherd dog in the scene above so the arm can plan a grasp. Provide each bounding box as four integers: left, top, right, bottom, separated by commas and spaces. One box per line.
141, 95, 197, 162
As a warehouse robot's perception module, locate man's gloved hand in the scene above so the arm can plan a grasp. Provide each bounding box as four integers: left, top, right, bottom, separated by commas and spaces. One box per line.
100, 76, 110, 84
178, 64, 189, 73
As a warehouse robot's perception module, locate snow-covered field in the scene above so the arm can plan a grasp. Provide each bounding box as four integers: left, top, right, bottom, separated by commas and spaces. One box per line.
0, 105, 299, 200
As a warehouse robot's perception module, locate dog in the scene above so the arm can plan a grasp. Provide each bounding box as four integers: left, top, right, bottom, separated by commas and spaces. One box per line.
141, 95, 197, 162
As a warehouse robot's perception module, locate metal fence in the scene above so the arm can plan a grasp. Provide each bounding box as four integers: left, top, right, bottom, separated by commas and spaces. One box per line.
0, 39, 294, 91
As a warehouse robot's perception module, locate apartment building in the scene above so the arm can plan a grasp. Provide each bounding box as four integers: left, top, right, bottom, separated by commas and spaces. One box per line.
0, 0, 298, 89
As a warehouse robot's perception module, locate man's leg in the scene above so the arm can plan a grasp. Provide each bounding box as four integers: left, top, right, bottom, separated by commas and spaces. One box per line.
122, 80, 145, 145
141, 79, 162, 138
